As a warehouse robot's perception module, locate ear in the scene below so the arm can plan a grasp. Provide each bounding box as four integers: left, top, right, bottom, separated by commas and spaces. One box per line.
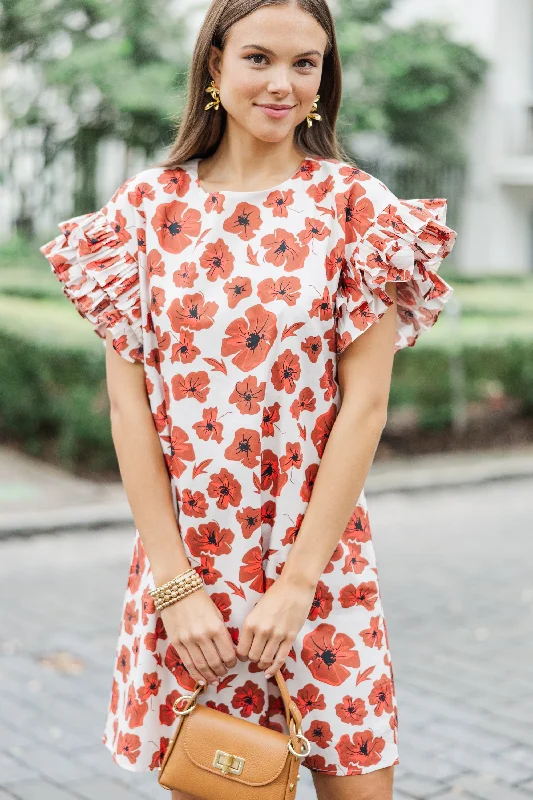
208, 45, 223, 81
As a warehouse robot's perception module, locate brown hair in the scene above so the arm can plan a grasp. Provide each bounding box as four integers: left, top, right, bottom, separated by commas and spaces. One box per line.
157, 0, 353, 171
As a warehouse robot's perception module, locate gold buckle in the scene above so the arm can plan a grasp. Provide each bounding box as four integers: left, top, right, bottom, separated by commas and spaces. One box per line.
213, 749, 245, 776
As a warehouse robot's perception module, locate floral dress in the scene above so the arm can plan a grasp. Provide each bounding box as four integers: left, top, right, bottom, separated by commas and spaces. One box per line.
40, 155, 456, 777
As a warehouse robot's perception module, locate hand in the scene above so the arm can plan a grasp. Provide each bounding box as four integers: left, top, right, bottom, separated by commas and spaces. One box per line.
161, 588, 237, 686
236, 574, 317, 678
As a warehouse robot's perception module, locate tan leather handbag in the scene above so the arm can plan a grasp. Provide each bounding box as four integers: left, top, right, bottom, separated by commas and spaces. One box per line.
158, 669, 312, 798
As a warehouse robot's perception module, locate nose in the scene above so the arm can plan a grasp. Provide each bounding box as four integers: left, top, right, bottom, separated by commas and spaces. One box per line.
266, 68, 292, 96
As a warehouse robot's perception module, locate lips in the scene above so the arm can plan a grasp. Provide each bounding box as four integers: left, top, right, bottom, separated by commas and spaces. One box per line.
256, 104, 294, 110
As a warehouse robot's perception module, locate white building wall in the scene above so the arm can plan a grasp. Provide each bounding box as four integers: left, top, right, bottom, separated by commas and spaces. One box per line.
387, 0, 533, 275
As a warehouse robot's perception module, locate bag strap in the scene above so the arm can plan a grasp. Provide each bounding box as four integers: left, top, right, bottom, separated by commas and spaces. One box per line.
189, 669, 303, 744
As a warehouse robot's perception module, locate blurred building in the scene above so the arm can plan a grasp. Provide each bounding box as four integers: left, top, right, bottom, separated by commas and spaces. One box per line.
387, 0, 533, 274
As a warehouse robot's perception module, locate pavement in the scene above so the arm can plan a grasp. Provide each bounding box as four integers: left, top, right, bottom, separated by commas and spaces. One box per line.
0, 446, 532, 799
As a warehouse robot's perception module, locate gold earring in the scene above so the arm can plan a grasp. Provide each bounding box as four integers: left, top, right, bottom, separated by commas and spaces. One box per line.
306, 94, 321, 127
204, 79, 221, 111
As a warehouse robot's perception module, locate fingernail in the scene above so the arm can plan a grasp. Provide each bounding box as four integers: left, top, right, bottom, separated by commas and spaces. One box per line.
198, 679, 205, 686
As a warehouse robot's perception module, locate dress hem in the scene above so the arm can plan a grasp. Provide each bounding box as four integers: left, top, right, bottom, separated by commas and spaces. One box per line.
102, 735, 399, 777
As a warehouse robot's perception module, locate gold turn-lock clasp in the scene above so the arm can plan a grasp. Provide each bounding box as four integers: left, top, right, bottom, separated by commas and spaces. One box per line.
213, 749, 245, 776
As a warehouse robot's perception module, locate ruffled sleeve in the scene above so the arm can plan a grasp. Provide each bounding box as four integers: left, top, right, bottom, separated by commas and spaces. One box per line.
39, 178, 144, 364
334, 187, 457, 356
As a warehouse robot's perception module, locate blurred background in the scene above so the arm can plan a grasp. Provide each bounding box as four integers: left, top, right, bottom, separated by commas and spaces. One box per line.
0, 1, 532, 800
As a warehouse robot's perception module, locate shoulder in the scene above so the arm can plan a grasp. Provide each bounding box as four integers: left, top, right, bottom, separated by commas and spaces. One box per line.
327, 159, 397, 208
103, 164, 193, 219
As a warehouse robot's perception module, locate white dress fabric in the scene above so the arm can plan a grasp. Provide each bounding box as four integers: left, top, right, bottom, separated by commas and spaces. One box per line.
40, 154, 456, 777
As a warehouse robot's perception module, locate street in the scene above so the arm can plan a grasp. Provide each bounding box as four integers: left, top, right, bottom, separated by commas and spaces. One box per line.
0, 476, 532, 800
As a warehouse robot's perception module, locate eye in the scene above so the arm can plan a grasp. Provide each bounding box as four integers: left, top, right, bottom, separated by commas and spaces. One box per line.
295, 59, 316, 69
244, 54, 268, 65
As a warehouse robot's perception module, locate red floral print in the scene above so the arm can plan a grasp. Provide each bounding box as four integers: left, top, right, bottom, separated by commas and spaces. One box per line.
40, 154, 456, 777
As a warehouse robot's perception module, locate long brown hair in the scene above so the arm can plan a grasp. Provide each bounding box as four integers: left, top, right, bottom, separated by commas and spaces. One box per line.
157, 0, 353, 171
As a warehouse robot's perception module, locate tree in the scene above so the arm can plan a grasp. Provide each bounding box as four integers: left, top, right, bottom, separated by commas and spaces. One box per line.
1, 0, 189, 214
335, 0, 488, 165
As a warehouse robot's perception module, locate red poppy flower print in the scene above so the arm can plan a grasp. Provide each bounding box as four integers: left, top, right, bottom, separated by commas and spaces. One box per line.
290, 386, 316, 419
125, 684, 148, 728
231, 680, 265, 718
127, 540, 145, 595
128, 181, 155, 207
159, 690, 181, 726
167, 292, 219, 333
196, 554, 223, 586
137, 672, 162, 702
144, 616, 167, 652
163, 645, 196, 691
342, 506, 372, 543
184, 521, 235, 556
158, 168, 191, 196
117, 645, 131, 683
236, 505, 262, 539
229, 376, 266, 414
71, 157, 453, 775
336, 184, 375, 244
192, 407, 224, 443
116, 731, 141, 765
124, 600, 139, 635
207, 467, 243, 509
360, 616, 384, 649
223, 202, 263, 241
339, 581, 379, 612
224, 275, 253, 308
271, 349, 301, 394
199, 238, 235, 281
369, 674, 394, 716
342, 542, 369, 575
304, 719, 334, 749
261, 228, 309, 271
258, 275, 302, 307
310, 404, 337, 458
221, 304, 278, 372
301, 623, 360, 686
149, 737, 170, 770
335, 695, 368, 726
171, 369, 210, 403
224, 428, 261, 469
295, 684, 327, 718
152, 200, 201, 254
180, 488, 208, 518
239, 546, 265, 594
308, 580, 333, 621
336, 730, 386, 769
264, 188, 295, 217
161, 425, 195, 479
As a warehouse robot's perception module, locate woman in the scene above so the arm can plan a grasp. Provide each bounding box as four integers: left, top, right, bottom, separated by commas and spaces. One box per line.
40, 1, 457, 798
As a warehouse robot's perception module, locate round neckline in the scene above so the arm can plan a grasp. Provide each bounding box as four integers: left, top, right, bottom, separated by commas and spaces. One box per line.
188, 155, 315, 197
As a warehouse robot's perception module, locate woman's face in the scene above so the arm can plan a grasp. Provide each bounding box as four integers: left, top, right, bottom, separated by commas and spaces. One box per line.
209, 4, 328, 143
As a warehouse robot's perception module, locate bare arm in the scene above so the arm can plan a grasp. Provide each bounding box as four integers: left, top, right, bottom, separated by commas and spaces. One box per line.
105, 330, 237, 685
235, 283, 399, 677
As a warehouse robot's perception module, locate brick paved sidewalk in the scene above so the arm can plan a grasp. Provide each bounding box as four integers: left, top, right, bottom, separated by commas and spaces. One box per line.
0, 476, 532, 799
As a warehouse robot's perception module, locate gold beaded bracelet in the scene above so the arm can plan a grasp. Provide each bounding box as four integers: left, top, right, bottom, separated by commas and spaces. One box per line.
149, 568, 203, 612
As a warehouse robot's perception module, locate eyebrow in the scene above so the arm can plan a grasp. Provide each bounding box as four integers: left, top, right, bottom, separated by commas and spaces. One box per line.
240, 44, 322, 58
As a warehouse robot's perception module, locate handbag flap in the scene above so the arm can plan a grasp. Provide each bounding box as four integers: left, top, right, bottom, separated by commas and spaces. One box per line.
181, 704, 291, 786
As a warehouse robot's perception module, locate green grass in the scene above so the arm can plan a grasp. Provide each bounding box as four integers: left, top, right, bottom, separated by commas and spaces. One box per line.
0, 295, 104, 352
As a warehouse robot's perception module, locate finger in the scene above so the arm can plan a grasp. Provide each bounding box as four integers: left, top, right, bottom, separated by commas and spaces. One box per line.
200, 638, 227, 677
248, 630, 269, 663
187, 642, 218, 684
257, 634, 284, 670
235, 623, 254, 661
213, 630, 238, 669
265, 638, 293, 678
174, 643, 206, 687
